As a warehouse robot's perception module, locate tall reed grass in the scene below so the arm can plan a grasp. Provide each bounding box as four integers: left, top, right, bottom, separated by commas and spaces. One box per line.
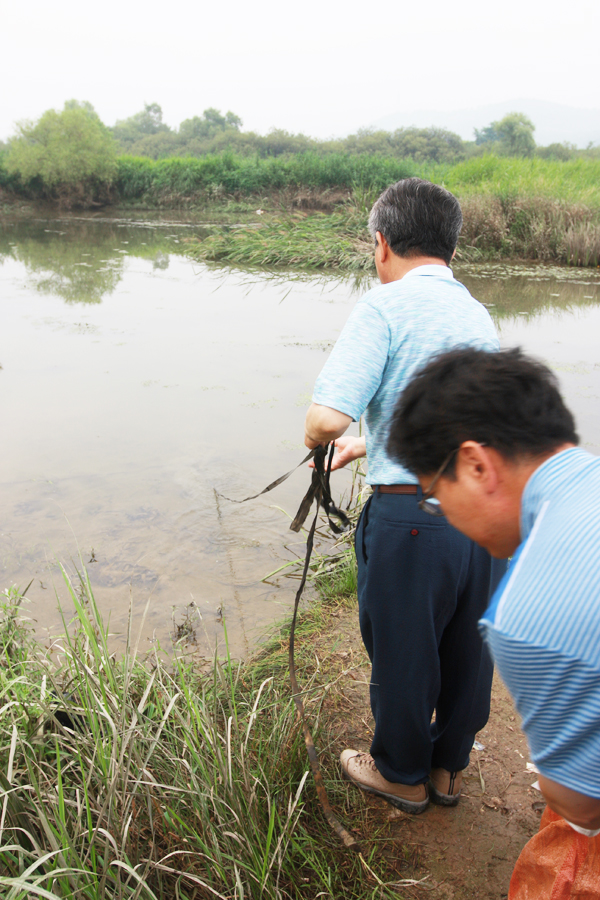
458, 194, 600, 265
188, 208, 373, 272
188, 191, 600, 271
0, 565, 399, 900
113, 154, 416, 205
5, 149, 600, 210
562, 222, 600, 267
4, 147, 599, 268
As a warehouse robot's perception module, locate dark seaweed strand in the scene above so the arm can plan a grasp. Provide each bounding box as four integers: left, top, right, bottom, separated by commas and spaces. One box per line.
219, 444, 357, 849
288, 444, 358, 851
216, 448, 317, 504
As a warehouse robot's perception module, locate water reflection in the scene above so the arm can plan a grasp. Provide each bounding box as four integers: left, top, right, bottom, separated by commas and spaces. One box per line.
199, 261, 600, 322
2, 217, 599, 318
456, 262, 600, 321
0, 218, 190, 304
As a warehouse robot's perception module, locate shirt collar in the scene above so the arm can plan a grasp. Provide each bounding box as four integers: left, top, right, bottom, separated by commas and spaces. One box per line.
402, 264, 455, 281
520, 447, 587, 538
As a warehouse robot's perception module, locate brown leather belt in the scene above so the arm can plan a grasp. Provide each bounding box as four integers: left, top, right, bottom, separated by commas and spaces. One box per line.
374, 484, 418, 495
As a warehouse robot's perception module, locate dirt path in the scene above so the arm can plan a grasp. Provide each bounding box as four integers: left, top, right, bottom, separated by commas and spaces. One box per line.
317, 605, 542, 899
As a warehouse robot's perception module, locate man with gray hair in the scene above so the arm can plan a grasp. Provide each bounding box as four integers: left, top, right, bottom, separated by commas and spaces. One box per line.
304, 178, 507, 813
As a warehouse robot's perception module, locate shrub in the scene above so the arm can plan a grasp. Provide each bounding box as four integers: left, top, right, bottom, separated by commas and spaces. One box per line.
537, 142, 577, 162
5, 101, 118, 206
474, 112, 536, 157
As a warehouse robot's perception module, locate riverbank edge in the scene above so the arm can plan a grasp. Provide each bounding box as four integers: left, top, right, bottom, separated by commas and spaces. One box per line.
0, 556, 412, 900
3, 187, 599, 270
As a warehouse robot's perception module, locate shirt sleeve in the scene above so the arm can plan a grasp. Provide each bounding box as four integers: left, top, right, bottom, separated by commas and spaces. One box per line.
312, 299, 391, 421
481, 627, 600, 799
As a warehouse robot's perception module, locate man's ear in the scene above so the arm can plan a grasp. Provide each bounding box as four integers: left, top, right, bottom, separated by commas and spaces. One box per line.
457, 442, 498, 494
376, 231, 389, 263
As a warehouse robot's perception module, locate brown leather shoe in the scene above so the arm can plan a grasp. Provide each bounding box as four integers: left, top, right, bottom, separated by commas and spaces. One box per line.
340, 750, 429, 814
429, 768, 463, 806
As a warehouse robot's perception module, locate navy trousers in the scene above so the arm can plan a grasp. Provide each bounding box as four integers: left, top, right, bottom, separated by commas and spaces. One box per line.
355, 490, 507, 786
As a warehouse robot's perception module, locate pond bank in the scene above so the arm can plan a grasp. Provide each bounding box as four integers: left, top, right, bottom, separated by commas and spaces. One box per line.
0, 555, 539, 900
299, 601, 541, 899
5, 189, 597, 271
0, 565, 400, 900
4, 151, 600, 270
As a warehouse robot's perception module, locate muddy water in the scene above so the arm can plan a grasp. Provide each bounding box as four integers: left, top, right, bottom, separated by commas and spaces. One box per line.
458, 262, 600, 449
1, 217, 600, 656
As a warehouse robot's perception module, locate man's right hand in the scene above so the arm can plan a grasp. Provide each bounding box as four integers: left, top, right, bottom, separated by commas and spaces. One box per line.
309, 435, 367, 471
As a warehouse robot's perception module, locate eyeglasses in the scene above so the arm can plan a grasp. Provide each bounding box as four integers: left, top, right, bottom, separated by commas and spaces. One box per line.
418, 448, 459, 517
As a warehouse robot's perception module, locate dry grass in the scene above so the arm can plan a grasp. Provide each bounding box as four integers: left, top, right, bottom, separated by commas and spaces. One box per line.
458, 195, 599, 265
563, 222, 600, 267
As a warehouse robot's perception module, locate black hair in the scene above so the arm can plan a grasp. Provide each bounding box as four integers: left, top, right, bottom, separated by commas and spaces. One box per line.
368, 177, 462, 265
388, 347, 579, 476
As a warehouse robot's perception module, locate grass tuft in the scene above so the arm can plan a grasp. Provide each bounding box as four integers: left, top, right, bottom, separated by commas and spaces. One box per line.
0, 561, 402, 899
188, 205, 374, 272
563, 222, 600, 267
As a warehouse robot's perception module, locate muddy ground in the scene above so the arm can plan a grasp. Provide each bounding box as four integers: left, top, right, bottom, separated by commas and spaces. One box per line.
315, 604, 542, 899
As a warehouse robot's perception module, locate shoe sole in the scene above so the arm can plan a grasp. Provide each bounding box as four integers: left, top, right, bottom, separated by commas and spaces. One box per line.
429, 782, 461, 807
342, 770, 430, 814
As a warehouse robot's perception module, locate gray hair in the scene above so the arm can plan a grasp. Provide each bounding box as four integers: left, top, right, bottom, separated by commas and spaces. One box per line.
368, 177, 463, 265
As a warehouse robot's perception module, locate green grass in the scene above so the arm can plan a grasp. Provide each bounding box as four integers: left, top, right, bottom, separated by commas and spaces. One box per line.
315, 549, 358, 603
112, 154, 416, 204
425, 155, 600, 207
0, 560, 406, 900
187, 208, 374, 271
5, 149, 600, 210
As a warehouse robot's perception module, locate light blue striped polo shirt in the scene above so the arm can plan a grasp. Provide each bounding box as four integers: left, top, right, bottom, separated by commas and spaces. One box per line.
312, 265, 499, 484
480, 447, 600, 798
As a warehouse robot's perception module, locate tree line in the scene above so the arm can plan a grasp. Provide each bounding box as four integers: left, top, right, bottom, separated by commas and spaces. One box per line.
1, 100, 598, 206
108, 103, 593, 163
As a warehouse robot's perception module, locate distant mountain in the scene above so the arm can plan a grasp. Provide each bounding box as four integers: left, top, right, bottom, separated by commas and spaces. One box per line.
370, 99, 600, 149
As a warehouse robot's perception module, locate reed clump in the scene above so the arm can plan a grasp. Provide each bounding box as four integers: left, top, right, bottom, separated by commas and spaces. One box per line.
562, 222, 600, 267
187, 192, 600, 271
458, 195, 600, 264
188, 203, 374, 272
0, 567, 399, 900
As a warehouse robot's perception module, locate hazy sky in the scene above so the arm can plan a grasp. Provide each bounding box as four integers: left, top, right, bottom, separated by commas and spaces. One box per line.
2, 0, 598, 141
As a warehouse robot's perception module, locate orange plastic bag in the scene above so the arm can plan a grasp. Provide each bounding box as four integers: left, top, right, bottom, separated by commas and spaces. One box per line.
509, 807, 600, 899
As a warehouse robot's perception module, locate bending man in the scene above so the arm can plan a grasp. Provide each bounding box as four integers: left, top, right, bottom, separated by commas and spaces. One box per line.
388, 346, 600, 891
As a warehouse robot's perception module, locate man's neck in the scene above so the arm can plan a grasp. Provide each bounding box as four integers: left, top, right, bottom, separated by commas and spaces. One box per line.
521, 443, 578, 488
379, 255, 448, 285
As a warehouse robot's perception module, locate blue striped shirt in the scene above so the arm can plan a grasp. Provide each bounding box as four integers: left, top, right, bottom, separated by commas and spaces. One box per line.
480, 448, 600, 798
312, 265, 498, 484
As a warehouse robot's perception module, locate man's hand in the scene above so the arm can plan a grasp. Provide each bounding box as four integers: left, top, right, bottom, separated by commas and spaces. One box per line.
304, 403, 353, 449
309, 435, 367, 471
